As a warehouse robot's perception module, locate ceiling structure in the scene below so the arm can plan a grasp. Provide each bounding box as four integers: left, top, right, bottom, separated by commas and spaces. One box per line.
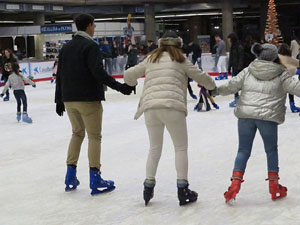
0, 0, 298, 25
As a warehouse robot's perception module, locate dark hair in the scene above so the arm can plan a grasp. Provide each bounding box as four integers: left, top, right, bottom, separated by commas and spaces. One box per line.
278, 43, 292, 56
11, 63, 20, 76
4, 48, 17, 59
227, 33, 238, 44
215, 34, 221, 39
74, 14, 94, 31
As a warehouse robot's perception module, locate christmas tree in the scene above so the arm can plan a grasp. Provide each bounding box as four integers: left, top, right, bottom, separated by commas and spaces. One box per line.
264, 0, 283, 45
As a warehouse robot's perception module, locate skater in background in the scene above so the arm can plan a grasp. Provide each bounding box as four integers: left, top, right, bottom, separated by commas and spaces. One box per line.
125, 44, 138, 70
290, 34, 300, 59
215, 35, 228, 80
213, 43, 300, 203
51, 60, 58, 84
55, 14, 134, 196
278, 43, 300, 112
1, 49, 18, 101
227, 33, 244, 107
124, 30, 216, 206
194, 84, 219, 111
0, 63, 35, 123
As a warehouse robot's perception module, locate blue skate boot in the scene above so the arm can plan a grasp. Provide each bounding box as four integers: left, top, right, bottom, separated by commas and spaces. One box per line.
22, 112, 32, 123
3, 95, 9, 101
90, 169, 115, 195
223, 72, 228, 79
212, 103, 219, 109
229, 97, 239, 108
143, 179, 155, 206
290, 102, 300, 113
16, 112, 21, 122
65, 165, 80, 191
215, 73, 224, 80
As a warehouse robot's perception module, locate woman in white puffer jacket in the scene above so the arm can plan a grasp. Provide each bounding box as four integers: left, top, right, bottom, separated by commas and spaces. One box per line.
124, 30, 215, 206
213, 43, 300, 203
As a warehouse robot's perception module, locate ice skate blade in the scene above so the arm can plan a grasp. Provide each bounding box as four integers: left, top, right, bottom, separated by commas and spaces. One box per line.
91, 186, 115, 195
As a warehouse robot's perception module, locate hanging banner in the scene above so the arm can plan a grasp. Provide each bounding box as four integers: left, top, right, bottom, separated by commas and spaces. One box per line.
41, 24, 72, 34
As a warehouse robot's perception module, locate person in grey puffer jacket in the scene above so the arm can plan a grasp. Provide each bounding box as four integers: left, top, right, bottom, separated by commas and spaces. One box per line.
0, 63, 36, 123
124, 30, 215, 206
213, 43, 300, 203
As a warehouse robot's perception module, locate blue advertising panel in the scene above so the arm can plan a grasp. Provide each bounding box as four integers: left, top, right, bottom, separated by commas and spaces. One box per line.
41, 24, 72, 34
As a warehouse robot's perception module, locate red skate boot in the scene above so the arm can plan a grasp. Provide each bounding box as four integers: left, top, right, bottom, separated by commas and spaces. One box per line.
266, 172, 287, 200
224, 171, 244, 203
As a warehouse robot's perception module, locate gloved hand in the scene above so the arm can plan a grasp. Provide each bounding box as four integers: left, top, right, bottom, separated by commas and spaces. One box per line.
56, 101, 65, 116
119, 83, 135, 95
0, 94, 4, 98
32, 84, 36, 88
191, 94, 197, 100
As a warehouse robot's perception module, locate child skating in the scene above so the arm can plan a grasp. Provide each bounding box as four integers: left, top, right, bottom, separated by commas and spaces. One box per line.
0, 63, 36, 123
213, 43, 300, 203
194, 84, 219, 111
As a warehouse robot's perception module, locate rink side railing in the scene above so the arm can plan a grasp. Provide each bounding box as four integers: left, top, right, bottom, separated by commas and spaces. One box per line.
0, 53, 230, 85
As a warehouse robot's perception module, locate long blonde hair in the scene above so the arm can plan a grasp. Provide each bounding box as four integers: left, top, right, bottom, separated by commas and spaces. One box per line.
147, 45, 186, 63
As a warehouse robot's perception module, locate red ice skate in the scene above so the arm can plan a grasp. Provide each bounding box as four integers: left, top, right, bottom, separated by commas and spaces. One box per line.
224, 171, 244, 203
266, 172, 287, 200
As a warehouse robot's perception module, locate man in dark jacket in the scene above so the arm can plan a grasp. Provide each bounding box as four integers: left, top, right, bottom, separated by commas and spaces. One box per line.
147, 40, 157, 53
55, 14, 134, 195
227, 32, 244, 107
188, 40, 202, 69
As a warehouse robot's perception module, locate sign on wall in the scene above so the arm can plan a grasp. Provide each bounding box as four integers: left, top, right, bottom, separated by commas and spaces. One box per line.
40, 24, 72, 34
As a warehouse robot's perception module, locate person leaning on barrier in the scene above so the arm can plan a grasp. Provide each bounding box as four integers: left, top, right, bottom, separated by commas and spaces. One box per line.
55, 13, 135, 195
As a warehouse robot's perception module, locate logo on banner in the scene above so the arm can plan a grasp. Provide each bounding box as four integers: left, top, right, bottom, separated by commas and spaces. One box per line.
21, 67, 28, 75
34, 67, 39, 74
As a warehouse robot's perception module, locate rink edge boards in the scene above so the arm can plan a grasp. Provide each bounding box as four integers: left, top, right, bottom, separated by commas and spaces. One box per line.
0, 72, 230, 85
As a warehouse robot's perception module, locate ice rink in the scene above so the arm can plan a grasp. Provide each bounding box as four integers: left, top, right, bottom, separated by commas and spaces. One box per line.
1, 79, 300, 225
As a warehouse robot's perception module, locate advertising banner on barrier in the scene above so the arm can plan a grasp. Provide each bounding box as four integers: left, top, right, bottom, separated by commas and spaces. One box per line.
19, 61, 55, 80
19, 62, 30, 78
30, 61, 55, 79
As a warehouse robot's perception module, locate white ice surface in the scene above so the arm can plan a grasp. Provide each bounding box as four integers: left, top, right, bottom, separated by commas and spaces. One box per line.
1, 79, 300, 225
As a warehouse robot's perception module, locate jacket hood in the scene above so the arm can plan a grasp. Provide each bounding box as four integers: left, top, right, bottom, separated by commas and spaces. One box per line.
248, 59, 285, 81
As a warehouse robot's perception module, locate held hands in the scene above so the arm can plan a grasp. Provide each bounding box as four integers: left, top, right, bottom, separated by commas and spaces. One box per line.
56, 101, 65, 116
119, 83, 136, 95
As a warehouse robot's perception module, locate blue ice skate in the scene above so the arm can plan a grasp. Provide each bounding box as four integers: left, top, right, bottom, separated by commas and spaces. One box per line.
3, 95, 9, 101
16, 112, 21, 122
90, 169, 115, 195
65, 165, 80, 192
22, 113, 32, 123
229, 97, 239, 108
215, 73, 224, 80
212, 103, 220, 109
223, 72, 228, 79
290, 102, 300, 113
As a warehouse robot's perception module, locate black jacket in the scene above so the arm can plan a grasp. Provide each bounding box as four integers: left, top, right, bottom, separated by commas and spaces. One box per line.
1, 56, 17, 80
188, 43, 202, 61
228, 42, 244, 72
55, 35, 124, 102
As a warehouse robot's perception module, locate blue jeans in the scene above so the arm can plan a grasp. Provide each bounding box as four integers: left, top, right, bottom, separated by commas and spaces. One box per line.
233, 118, 279, 173
13, 90, 27, 112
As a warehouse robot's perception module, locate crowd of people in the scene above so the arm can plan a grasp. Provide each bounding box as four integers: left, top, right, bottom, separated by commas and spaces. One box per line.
1, 12, 300, 207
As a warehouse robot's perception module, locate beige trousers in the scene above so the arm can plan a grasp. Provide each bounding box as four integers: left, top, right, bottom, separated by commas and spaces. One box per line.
64, 101, 103, 169
144, 109, 188, 181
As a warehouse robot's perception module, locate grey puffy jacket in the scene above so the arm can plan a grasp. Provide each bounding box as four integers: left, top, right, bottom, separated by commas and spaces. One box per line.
215, 59, 300, 124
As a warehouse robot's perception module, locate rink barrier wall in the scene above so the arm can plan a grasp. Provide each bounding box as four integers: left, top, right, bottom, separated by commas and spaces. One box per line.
0, 54, 230, 85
